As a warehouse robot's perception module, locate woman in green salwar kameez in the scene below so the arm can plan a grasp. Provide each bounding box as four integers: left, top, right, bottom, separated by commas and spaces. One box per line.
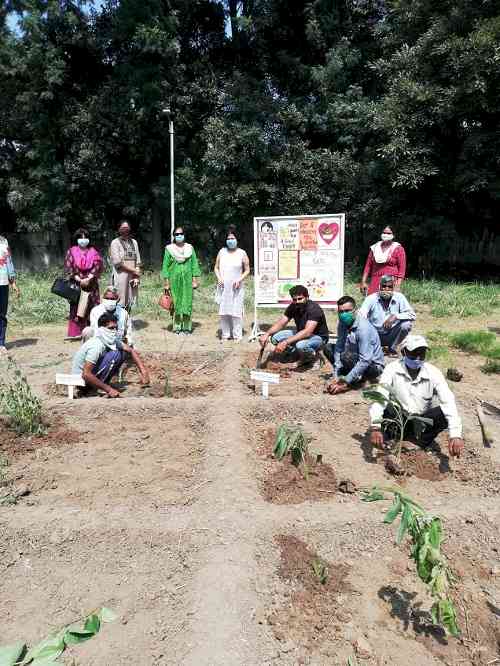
162, 227, 201, 333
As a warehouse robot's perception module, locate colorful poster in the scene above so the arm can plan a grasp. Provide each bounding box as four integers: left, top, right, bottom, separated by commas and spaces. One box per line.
299, 219, 318, 250
278, 250, 299, 279
278, 220, 300, 250
254, 214, 345, 308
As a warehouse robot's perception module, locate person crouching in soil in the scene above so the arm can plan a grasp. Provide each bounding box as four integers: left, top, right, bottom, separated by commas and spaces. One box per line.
259, 285, 329, 369
369, 334, 464, 459
72, 312, 125, 398
324, 295, 384, 394
82, 285, 150, 386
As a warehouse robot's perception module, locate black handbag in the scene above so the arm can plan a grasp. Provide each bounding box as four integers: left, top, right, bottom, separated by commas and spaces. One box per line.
51, 277, 81, 304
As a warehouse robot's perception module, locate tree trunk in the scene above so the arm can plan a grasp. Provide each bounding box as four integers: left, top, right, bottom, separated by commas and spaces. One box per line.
151, 195, 164, 267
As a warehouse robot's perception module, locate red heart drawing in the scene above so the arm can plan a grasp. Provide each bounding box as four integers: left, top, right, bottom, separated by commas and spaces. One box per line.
318, 222, 339, 245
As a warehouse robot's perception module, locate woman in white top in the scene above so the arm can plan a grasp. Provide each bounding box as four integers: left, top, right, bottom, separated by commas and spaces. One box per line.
109, 220, 142, 311
214, 226, 250, 341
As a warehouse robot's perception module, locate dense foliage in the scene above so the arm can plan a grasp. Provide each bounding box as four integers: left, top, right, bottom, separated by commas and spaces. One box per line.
1, 1, 499, 269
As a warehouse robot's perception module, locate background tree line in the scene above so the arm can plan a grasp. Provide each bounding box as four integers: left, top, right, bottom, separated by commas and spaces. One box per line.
1, 0, 499, 274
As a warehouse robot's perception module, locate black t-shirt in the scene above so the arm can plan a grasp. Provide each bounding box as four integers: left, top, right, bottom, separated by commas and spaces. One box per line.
284, 300, 329, 342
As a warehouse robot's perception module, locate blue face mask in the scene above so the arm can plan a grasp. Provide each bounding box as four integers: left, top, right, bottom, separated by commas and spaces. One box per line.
174, 234, 184, 244
404, 356, 424, 370
226, 238, 237, 249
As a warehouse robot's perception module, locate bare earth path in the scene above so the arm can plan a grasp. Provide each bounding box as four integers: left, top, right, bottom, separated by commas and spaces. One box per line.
1, 312, 499, 665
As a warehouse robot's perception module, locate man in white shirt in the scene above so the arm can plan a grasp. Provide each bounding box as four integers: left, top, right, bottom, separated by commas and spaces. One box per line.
369, 335, 464, 458
359, 274, 415, 356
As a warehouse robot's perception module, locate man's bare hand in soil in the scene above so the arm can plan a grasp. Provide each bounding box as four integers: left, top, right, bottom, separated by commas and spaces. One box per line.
259, 333, 269, 349
370, 429, 384, 448
448, 437, 464, 458
106, 387, 120, 398
326, 378, 351, 395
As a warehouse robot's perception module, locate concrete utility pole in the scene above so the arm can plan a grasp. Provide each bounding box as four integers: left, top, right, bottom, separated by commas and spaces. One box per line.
162, 106, 175, 240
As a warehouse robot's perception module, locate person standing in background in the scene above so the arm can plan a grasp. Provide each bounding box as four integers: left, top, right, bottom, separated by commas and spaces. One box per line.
361, 225, 406, 295
0, 235, 20, 354
64, 228, 103, 340
214, 225, 250, 341
109, 220, 142, 311
162, 226, 201, 335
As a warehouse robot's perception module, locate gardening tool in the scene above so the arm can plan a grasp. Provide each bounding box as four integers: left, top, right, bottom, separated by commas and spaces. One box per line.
255, 345, 266, 369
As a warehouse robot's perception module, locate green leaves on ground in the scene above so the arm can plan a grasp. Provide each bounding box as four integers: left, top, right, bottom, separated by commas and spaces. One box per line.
0, 359, 45, 436
273, 424, 312, 478
0, 607, 116, 665
362, 487, 459, 637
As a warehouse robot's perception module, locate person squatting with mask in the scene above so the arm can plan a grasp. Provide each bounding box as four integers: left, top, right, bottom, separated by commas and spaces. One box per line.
361, 225, 406, 295
162, 225, 201, 334
369, 335, 464, 459
358, 274, 415, 356
259, 285, 329, 369
71, 312, 126, 398
324, 295, 385, 395
214, 225, 250, 341
79, 287, 150, 389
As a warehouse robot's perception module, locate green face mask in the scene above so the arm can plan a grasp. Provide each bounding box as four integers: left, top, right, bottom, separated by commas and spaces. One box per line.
338, 311, 355, 326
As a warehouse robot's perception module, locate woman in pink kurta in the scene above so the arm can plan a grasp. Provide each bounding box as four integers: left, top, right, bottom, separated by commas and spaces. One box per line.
361, 225, 406, 295
64, 228, 104, 338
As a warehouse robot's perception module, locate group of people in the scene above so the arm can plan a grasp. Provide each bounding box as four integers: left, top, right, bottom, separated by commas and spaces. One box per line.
258, 241, 463, 459
1, 225, 465, 461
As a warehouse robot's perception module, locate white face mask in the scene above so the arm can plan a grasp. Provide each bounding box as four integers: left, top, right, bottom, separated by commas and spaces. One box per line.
102, 299, 117, 312
77, 238, 90, 248
97, 327, 117, 349
381, 233, 394, 242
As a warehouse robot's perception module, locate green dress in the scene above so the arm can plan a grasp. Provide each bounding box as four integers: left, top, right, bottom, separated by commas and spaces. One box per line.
161, 244, 201, 332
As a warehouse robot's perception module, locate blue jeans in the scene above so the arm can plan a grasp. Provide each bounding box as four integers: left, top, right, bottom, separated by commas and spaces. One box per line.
0, 285, 9, 347
271, 329, 324, 355
378, 320, 413, 352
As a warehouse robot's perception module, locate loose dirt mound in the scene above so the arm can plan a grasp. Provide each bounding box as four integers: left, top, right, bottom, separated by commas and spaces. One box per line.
257, 426, 337, 504
267, 536, 351, 648
0, 422, 80, 460
242, 351, 329, 396
127, 352, 223, 398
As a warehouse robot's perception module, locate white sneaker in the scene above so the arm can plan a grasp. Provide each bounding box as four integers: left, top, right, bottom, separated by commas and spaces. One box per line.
0, 346, 8, 355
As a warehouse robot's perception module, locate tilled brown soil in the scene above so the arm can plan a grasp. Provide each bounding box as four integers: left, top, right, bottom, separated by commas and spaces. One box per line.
1, 312, 499, 665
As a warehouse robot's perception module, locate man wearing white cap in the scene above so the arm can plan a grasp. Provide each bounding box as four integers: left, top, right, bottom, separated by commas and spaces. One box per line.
369, 334, 464, 457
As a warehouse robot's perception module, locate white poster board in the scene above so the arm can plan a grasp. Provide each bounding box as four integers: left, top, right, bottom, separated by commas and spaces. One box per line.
252, 214, 345, 337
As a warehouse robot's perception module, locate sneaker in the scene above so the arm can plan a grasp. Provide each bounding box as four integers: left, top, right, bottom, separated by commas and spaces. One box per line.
0, 345, 8, 355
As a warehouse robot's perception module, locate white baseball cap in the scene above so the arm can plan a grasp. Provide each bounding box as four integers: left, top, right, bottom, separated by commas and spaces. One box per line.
401, 334, 429, 352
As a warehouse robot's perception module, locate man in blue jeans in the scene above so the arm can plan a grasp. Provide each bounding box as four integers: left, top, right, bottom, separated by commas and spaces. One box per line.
259, 285, 329, 369
324, 295, 385, 395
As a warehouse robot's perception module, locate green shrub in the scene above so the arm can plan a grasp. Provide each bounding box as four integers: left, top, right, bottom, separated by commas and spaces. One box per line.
451, 330, 500, 359
0, 360, 45, 435
481, 359, 500, 374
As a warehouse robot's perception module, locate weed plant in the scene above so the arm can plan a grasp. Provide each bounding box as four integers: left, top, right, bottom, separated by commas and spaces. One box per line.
451, 330, 500, 359
481, 359, 500, 374
0, 360, 45, 435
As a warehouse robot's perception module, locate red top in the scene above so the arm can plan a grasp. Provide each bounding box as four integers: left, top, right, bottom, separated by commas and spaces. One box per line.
363, 244, 406, 294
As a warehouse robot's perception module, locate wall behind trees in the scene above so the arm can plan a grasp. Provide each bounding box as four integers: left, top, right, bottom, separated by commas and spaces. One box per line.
1, 0, 499, 276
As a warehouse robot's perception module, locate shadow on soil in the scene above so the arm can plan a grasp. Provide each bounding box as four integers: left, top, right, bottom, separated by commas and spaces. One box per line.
7, 338, 38, 349
378, 585, 448, 644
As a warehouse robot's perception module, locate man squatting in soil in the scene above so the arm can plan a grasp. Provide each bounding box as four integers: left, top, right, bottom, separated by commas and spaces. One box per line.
369, 335, 464, 458
358, 274, 416, 356
259, 285, 330, 369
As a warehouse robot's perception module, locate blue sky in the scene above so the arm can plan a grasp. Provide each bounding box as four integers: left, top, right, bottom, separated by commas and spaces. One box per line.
6, 0, 107, 33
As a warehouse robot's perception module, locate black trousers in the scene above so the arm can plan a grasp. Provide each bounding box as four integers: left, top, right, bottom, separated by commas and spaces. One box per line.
383, 405, 448, 447
0, 284, 9, 347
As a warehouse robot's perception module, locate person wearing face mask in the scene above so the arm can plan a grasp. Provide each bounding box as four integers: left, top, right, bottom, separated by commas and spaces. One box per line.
369, 335, 464, 459
64, 228, 103, 340
82, 286, 150, 386
0, 234, 20, 354
71, 313, 125, 398
359, 275, 415, 356
214, 225, 250, 341
162, 226, 201, 334
259, 285, 329, 368
361, 226, 406, 295
109, 220, 142, 311
324, 295, 385, 395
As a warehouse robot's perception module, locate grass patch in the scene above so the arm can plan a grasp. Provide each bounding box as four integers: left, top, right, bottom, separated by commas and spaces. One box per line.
481, 359, 500, 375
403, 279, 500, 317
450, 330, 500, 359
425, 329, 452, 365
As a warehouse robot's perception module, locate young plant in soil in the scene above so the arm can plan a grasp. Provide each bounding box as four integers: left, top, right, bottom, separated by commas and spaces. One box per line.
163, 369, 173, 397
363, 388, 432, 467
0, 607, 116, 665
273, 424, 312, 478
311, 558, 328, 585
363, 486, 459, 637
0, 359, 45, 435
